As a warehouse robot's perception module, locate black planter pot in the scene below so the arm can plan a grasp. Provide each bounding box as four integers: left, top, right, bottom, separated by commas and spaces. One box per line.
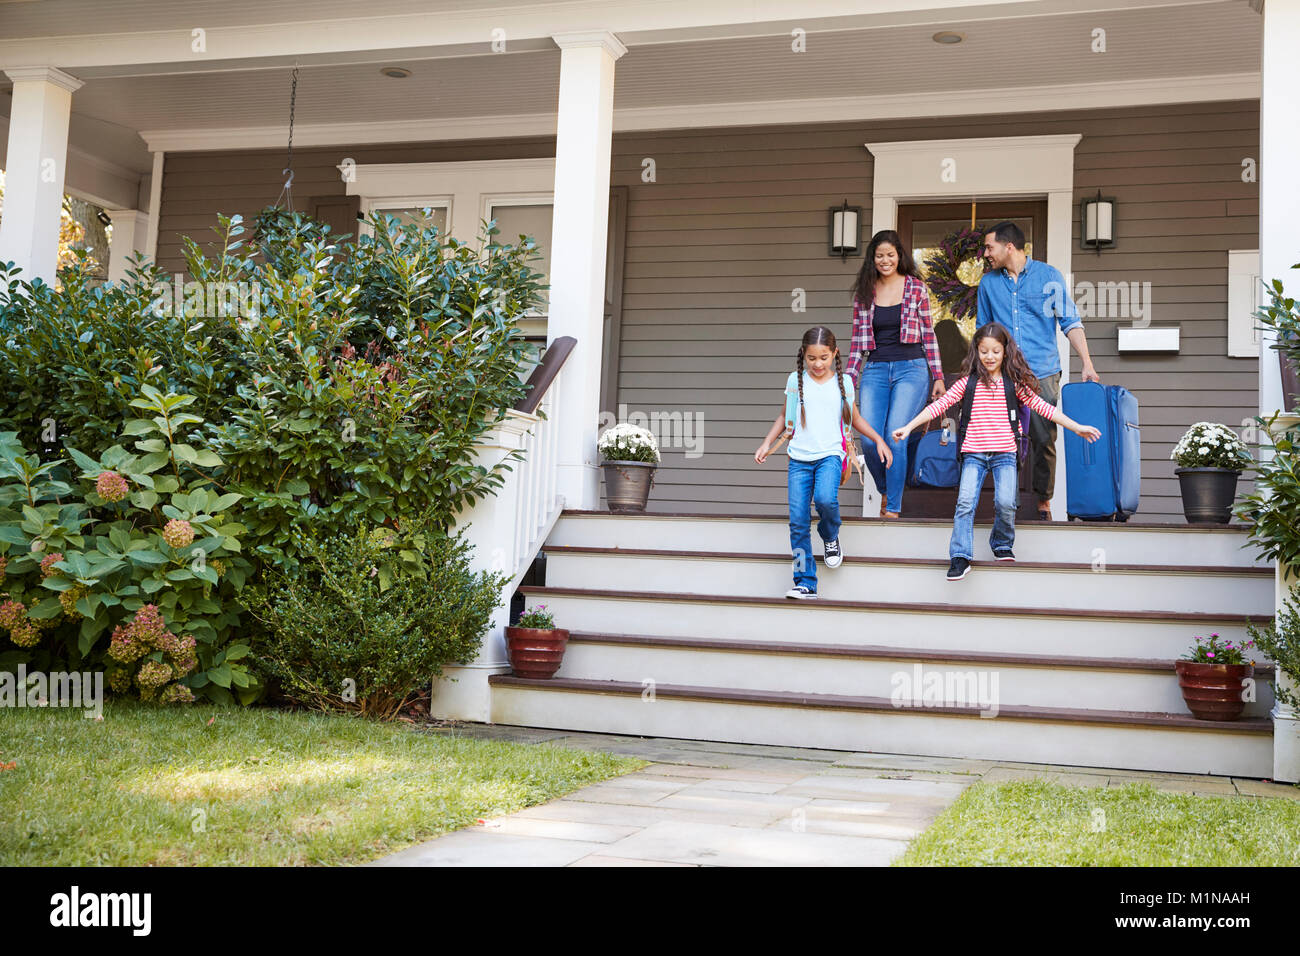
1174, 467, 1241, 524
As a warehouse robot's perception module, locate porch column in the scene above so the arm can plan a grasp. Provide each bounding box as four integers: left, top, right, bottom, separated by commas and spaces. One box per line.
1260, 0, 1300, 783
548, 31, 626, 511
0, 67, 83, 283
104, 209, 150, 285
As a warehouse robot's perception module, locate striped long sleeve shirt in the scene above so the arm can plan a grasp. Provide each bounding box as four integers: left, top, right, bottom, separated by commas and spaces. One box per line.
920, 375, 1058, 454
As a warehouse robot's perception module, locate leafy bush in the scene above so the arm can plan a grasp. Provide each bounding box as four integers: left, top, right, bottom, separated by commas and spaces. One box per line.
240, 515, 506, 719
1235, 416, 1300, 571
1249, 586, 1300, 712
0, 385, 256, 703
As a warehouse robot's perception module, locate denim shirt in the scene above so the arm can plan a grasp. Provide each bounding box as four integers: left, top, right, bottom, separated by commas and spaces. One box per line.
975, 257, 1082, 378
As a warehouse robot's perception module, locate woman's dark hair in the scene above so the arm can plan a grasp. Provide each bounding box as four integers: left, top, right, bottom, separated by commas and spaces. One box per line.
959, 322, 1039, 393
987, 220, 1026, 250
793, 326, 851, 430
852, 229, 919, 306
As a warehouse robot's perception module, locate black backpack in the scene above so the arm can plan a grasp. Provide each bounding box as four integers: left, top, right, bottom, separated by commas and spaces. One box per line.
954, 372, 1028, 468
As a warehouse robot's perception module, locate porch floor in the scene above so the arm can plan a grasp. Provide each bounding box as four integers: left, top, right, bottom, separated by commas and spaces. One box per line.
370, 725, 1299, 868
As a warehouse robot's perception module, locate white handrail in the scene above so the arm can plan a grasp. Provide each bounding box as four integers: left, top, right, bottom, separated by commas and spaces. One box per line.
508, 364, 566, 589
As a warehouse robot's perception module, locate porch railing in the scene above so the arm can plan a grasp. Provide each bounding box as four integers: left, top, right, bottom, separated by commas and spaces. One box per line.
507, 335, 575, 586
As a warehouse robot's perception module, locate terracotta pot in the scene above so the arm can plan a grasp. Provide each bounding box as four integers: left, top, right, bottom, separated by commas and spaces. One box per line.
602, 459, 656, 513
1174, 660, 1254, 721
1174, 467, 1241, 524
505, 626, 570, 680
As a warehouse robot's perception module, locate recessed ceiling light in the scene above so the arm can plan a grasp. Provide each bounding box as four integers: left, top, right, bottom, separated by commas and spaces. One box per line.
932, 31, 965, 45
381, 66, 412, 79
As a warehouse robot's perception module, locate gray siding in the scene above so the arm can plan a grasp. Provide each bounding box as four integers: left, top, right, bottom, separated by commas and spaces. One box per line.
154, 100, 1260, 521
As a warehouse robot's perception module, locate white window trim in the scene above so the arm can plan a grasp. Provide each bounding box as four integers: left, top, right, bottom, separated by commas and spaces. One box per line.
1228, 249, 1262, 359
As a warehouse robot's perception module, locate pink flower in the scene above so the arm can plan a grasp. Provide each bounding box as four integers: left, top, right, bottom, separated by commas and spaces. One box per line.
39, 552, 64, 578
96, 471, 130, 502
161, 519, 195, 549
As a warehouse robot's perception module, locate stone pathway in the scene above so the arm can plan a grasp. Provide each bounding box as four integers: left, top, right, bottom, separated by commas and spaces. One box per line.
370, 724, 1300, 867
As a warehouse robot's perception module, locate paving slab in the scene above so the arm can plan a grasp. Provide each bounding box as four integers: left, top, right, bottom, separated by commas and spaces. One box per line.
832, 753, 998, 774
981, 767, 1112, 788
594, 820, 909, 867
778, 774, 971, 801
562, 778, 691, 806
763, 816, 932, 840
633, 772, 791, 794
1233, 778, 1300, 799
635, 763, 809, 784
372, 830, 607, 867
1107, 777, 1240, 796
476, 816, 642, 844
568, 855, 699, 867
513, 798, 784, 830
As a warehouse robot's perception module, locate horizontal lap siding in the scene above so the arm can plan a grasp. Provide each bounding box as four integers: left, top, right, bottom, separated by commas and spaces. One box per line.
611, 102, 1260, 519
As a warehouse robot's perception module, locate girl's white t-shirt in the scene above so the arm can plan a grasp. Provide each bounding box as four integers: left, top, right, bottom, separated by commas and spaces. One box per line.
784, 371, 855, 462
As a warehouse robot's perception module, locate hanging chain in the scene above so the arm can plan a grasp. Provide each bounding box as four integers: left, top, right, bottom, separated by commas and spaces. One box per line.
275, 65, 300, 212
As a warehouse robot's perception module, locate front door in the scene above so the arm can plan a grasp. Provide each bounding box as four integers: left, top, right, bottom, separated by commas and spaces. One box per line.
892, 200, 1048, 521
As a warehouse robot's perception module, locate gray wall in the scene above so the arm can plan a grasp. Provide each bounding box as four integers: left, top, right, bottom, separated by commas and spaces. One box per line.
155, 99, 1259, 521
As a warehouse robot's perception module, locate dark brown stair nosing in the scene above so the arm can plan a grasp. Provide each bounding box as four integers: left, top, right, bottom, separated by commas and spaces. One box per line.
518, 585, 1274, 626
563, 631, 1277, 679
487, 675, 1273, 734
561, 509, 1256, 534
542, 544, 1272, 577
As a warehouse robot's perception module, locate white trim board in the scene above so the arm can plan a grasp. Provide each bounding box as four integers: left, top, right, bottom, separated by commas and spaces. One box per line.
137, 72, 1260, 152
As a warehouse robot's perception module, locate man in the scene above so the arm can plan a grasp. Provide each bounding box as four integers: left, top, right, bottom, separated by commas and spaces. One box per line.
976, 221, 1099, 520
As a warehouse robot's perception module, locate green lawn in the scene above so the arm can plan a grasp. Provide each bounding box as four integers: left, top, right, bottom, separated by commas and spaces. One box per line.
898, 779, 1300, 866
0, 700, 643, 866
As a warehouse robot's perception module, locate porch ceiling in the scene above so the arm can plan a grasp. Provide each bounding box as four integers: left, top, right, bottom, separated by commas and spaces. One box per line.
0, 0, 1262, 180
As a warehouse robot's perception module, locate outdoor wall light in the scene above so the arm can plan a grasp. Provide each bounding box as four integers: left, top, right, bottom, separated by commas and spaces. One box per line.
828, 201, 862, 259
1081, 190, 1116, 253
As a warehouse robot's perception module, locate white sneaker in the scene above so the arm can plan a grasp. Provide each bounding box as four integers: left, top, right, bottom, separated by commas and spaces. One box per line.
823, 538, 843, 569
785, 586, 817, 600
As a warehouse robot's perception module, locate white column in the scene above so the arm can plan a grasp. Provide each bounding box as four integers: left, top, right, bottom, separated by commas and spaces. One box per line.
548, 31, 626, 512
104, 209, 150, 284
1261, 1, 1300, 782
144, 151, 165, 263
0, 67, 83, 283
1047, 188, 1074, 519
430, 412, 538, 722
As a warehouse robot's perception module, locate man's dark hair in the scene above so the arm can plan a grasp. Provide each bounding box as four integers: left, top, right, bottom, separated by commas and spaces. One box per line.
987, 220, 1026, 250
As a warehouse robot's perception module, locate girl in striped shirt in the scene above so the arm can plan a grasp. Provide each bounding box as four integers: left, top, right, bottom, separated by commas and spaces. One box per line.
892, 323, 1100, 580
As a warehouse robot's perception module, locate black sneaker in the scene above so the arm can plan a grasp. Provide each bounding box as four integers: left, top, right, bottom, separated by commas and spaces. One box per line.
946, 558, 971, 581
993, 548, 1016, 562
785, 585, 817, 600
824, 539, 842, 569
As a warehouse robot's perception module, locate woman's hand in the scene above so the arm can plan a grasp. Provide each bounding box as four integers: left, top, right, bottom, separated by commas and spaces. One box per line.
1074, 424, 1101, 443
931, 378, 946, 399
876, 438, 893, 467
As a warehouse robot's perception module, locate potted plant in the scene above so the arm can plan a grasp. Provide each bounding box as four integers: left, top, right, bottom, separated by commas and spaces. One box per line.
598, 423, 660, 513
1170, 422, 1250, 523
1253, 268, 1300, 414
1175, 632, 1256, 721
504, 604, 569, 680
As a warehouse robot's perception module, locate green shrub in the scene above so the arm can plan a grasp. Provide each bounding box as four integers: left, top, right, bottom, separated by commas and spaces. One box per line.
240, 514, 507, 719
1249, 585, 1300, 712
0, 385, 256, 704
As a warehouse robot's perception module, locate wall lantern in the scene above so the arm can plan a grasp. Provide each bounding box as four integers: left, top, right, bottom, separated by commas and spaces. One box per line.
1081, 190, 1116, 254
828, 201, 862, 259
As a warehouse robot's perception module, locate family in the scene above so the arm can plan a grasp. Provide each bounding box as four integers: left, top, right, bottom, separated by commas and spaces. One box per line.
754, 222, 1102, 597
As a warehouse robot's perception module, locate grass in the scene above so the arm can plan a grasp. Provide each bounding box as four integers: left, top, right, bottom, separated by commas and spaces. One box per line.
0, 700, 644, 866
897, 779, 1300, 866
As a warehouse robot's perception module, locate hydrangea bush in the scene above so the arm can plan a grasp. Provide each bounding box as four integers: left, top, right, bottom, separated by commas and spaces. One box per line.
1171, 422, 1251, 470
597, 423, 660, 464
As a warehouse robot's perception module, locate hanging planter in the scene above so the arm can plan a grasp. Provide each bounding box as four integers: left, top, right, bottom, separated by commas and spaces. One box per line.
598, 423, 660, 513
1170, 422, 1249, 524
1175, 633, 1256, 722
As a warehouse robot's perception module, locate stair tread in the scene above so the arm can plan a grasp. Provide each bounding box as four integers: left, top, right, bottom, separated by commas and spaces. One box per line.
543, 544, 1271, 576
488, 675, 1273, 733
519, 585, 1272, 624
563, 630, 1276, 676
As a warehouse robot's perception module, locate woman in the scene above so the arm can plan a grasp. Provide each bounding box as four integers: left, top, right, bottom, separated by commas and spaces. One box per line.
845, 230, 946, 518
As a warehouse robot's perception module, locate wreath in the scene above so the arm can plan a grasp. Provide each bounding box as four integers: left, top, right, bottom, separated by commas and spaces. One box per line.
922, 226, 990, 323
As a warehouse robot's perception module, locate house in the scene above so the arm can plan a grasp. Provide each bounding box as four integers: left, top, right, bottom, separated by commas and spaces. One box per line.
2, 0, 1296, 780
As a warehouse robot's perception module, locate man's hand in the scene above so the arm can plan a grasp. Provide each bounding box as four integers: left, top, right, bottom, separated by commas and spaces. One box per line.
1081, 363, 1101, 383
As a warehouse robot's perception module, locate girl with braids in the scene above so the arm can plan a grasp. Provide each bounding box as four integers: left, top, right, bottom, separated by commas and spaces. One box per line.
892, 323, 1099, 581
755, 326, 892, 599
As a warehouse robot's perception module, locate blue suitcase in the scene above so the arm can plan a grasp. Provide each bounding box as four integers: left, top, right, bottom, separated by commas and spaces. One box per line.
906, 425, 960, 488
1062, 381, 1140, 521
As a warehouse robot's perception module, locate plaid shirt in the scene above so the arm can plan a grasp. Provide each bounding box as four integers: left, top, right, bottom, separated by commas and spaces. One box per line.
845, 274, 944, 386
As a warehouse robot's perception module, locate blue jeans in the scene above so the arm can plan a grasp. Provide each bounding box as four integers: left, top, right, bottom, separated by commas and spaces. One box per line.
950, 451, 1018, 561
857, 357, 932, 513
788, 455, 842, 591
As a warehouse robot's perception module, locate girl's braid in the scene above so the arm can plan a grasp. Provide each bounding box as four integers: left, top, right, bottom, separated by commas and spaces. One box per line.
835, 353, 849, 425
795, 349, 807, 429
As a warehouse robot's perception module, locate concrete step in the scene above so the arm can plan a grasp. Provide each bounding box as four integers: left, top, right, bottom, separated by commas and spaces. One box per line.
519, 586, 1270, 662
549, 511, 1268, 569
541, 545, 1273, 616
488, 675, 1274, 778
554, 633, 1276, 717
